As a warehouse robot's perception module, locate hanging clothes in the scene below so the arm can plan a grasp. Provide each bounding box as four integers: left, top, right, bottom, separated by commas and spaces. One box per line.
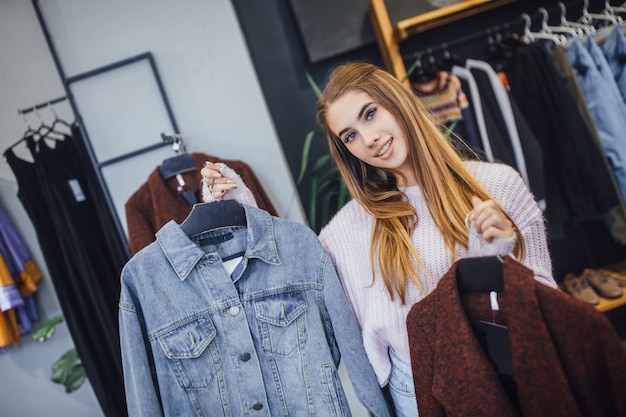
4, 125, 129, 417
600, 25, 626, 105
493, 41, 620, 236
551, 44, 626, 244
566, 37, 626, 208
119, 203, 392, 417
465, 59, 547, 211
451, 65, 494, 162
125, 152, 277, 255
407, 256, 626, 416
410, 69, 485, 158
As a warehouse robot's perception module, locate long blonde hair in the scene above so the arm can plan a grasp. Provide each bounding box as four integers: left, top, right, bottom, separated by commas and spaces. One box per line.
316, 62, 524, 303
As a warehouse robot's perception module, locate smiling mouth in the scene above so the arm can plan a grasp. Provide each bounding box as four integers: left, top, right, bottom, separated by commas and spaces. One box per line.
376, 138, 393, 157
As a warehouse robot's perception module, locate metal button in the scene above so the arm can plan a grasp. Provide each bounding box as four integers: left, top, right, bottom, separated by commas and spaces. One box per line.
239, 352, 251, 362
252, 403, 263, 410
228, 306, 240, 316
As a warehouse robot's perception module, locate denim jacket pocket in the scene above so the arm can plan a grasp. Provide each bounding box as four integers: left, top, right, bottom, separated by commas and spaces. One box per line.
158, 316, 221, 389
254, 291, 307, 355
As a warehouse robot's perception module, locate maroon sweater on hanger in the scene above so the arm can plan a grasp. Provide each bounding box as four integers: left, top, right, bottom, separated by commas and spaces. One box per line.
407, 256, 626, 417
125, 152, 277, 255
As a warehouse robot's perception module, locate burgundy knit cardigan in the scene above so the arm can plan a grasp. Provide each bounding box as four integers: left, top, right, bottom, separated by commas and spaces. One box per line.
407, 256, 626, 417
125, 153, 276, 255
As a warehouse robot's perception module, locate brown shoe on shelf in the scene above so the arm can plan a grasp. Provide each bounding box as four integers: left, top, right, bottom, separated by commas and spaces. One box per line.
582, 269, 624, 299
562, 273, 600, 305
598, 269, 626, 286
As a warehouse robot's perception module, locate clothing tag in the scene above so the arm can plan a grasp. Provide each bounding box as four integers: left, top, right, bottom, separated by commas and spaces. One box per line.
68, 179, 86, 202
490, 291, 500, 311
476, 321, 514, 379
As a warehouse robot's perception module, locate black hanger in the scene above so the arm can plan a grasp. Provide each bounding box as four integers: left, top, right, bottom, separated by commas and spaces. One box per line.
456, 256, 504, 293
159, 132, 197, 180
159, 132, 199, 205
408, 50, 439, 84
160, 153, 197, 180
181, 199, 247, 238
435, 46, 465, 72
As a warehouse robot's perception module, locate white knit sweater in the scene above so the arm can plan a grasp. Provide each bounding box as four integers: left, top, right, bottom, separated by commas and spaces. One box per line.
318, 161, 556, 387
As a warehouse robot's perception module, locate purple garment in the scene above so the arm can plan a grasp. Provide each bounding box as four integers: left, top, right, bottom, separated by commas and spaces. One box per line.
0, 204, 40, 332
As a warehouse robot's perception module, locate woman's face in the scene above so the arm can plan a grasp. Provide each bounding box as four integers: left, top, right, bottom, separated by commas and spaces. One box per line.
326, 90, 415, 186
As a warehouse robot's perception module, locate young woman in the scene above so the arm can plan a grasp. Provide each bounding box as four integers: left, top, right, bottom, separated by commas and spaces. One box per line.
202, 62, 556, 416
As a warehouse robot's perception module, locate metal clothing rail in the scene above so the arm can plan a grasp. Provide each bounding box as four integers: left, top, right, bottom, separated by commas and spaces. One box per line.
405, 17, 523, 60
17, 95, 67, 116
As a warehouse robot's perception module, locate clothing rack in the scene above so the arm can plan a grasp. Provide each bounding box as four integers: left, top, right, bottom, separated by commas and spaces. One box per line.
402, 16, 525, 67
17, 95, 67, 116
370, 0, 609, 81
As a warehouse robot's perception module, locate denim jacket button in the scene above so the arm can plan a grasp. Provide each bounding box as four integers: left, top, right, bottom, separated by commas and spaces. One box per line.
251, 403, 263, 410
239, 352, 251, 362
228, 306, 240, 316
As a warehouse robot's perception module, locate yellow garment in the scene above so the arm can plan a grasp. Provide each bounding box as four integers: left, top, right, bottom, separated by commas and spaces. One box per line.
17, 259, 43, 298
0, 309, 20, 348
0, 253, 14, 287
0, 255, 20, 348
0, 254, 43, 348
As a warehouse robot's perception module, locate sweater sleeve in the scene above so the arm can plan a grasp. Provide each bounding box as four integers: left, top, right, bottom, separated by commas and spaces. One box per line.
202, 162, 259, 208
470, 162, 556, 288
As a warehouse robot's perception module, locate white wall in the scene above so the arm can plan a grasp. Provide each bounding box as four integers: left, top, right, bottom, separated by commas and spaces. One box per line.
0, 0, 303, 416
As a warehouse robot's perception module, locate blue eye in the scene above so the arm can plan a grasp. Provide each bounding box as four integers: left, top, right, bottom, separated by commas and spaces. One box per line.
366, 108, 376, 120
344, 132, 356, 144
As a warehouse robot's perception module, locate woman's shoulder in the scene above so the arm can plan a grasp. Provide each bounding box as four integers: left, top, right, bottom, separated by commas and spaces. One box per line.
318, 199, 371, 241
463, 160, 525, 191
464, 160, 521, 177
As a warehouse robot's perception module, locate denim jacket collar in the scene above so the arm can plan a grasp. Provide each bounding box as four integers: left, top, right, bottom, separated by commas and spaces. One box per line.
155, 204, 280, 282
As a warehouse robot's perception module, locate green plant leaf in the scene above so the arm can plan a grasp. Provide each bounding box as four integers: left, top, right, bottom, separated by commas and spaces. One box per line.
298, 130, 323, 184
308, 175, 318, 231
33, 315, 64, 343
311, 154, 331, 175
51, 348, 86, 393
403, 52, 423, 83
305, 72, 322, 99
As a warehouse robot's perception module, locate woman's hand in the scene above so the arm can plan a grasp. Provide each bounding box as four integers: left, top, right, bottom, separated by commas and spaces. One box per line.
201, 162, 238, 199
468, 196, 514, 242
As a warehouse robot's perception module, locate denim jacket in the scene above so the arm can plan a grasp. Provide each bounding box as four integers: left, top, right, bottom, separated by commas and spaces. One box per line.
119, 204, 392, 417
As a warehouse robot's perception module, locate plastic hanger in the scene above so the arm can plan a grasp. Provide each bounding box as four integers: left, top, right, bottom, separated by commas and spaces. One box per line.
180, 199, 247, 261
456, 255, 504, 294
407, 50, 439, 85
537, 7, 580, 39
159, 133, 197, 180
181, 199, 246, 236
579, 0, 622, 27
520, 13, 568, 46
435, 44, 465, 72
36, 104, 73, 141
557, 1, 595, 36
604, 1, 626, 16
